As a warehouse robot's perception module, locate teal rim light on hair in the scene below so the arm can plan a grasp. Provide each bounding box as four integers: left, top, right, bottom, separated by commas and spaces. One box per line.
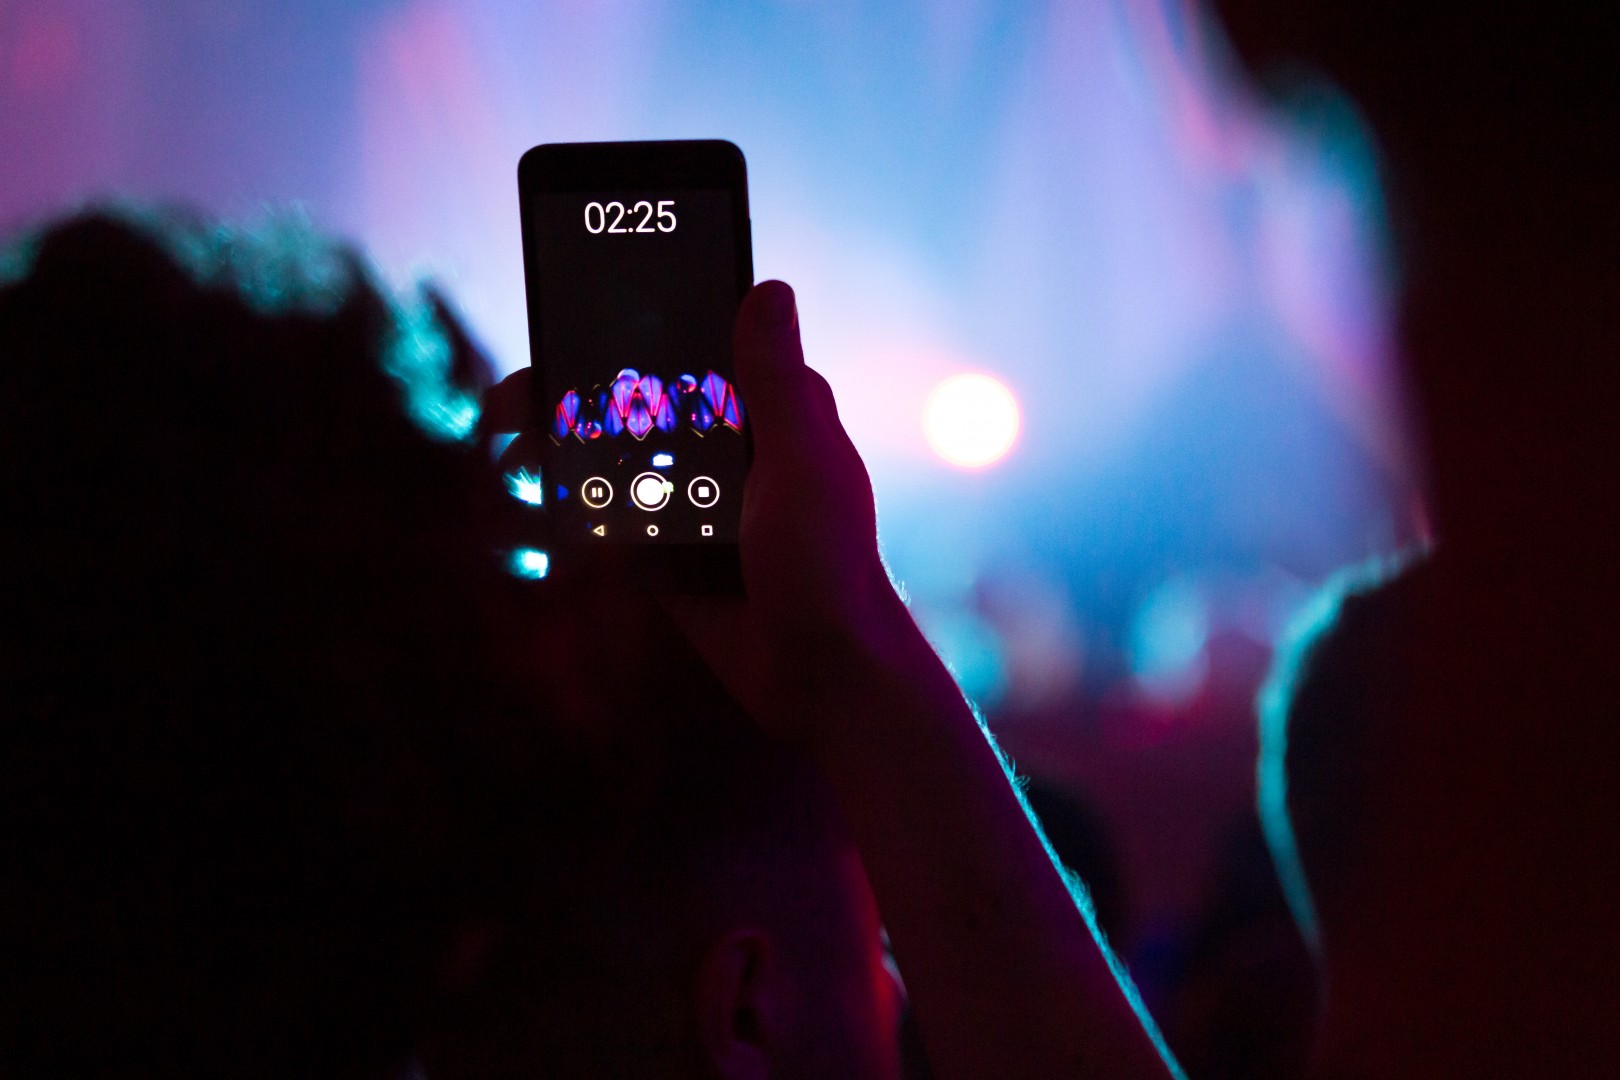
0, 231, 41, 288
384, 289, 480, 443
4, 203, 483, 445
1255, 549, 1423, 967
111, 203, 354, 317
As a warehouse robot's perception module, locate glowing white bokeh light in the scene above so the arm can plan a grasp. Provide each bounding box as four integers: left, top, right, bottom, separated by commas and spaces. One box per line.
924, 374, 1020, 468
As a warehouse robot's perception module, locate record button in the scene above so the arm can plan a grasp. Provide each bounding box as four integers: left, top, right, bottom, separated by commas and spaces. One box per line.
631, 471, 673, 511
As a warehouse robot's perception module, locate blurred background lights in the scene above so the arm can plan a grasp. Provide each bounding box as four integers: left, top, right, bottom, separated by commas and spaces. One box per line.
924, 374, 1021, 469
1128, 577, 1211, 704
919, 608, 1010, 710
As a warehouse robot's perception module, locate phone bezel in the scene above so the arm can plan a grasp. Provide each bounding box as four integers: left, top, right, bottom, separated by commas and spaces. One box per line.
516, 139, 753, 589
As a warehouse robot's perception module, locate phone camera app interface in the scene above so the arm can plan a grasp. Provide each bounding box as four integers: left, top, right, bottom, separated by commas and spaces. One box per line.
531, 189, 745, 544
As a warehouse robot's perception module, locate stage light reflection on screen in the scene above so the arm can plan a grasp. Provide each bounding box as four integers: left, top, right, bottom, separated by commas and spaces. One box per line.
509, 547, 550, 580
924, 374, 1020, 469
504, 466, 545, 506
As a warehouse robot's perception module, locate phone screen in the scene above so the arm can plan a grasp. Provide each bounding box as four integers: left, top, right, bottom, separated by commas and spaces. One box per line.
526, 184, 748, 548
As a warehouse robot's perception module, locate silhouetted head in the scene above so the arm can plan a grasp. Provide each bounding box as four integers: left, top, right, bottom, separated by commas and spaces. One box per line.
0, 208, 905, 1080
1207, 0, 1617, 556
424, 595, 905, 1080
1210, 0, 1614, 189
0, 207, 519, 1077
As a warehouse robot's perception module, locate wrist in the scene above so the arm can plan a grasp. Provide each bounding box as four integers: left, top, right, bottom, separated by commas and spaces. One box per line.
765, 585, 972, 764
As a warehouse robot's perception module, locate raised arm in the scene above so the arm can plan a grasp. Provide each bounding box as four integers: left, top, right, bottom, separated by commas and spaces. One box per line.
673, 281, 1180, 1080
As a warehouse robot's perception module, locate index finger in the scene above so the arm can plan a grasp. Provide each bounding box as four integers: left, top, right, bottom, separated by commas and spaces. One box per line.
733, 280, 812, 461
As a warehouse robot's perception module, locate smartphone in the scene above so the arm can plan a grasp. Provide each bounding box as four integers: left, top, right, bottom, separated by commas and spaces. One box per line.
516, 140, 752, 587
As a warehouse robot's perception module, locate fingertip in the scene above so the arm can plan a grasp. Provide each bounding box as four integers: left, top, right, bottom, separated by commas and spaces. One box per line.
746, 279, 796, 321
733, 281, 806, 455
736, 280, 800, 359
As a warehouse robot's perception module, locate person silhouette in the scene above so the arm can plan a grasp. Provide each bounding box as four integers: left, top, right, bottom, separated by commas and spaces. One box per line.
2, 209, 1182, 1079
1216, 5, 1619, 1072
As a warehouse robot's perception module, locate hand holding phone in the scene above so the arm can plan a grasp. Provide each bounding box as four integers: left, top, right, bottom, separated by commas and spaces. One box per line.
485, 277, 1173, 1077
515, 140, 753, 587
665, 281, 903, 738
664, 284, 1177, 1080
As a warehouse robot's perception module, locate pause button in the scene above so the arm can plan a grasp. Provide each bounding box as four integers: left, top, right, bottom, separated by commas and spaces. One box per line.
582, 477, 613, 508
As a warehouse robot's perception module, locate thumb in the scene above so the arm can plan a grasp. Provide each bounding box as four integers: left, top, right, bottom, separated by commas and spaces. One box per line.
733, 280, 806, 460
